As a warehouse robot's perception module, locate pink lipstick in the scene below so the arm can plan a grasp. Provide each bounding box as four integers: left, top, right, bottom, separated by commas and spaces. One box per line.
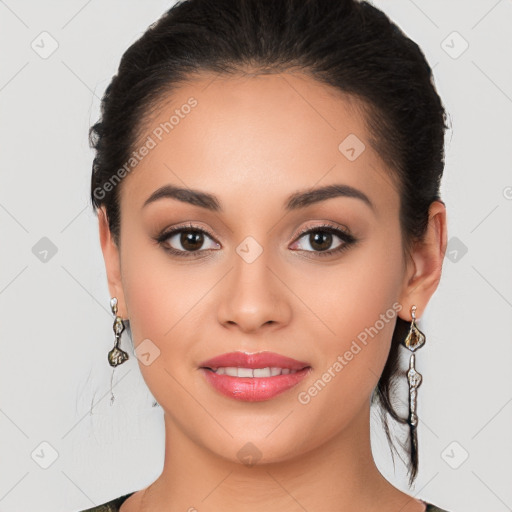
199, 351, 311, 402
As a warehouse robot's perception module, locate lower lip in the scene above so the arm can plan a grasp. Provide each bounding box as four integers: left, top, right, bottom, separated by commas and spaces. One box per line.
200, 367, 311, 402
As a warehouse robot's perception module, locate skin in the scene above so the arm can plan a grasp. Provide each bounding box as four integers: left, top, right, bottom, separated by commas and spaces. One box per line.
98, 71, 447, 512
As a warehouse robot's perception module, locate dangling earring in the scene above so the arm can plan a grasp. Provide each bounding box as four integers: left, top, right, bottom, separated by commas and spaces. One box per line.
108, 297, 129, 405
402, 305, 425, 428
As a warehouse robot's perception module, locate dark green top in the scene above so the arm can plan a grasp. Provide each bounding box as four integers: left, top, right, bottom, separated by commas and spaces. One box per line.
79, 491, 452, 511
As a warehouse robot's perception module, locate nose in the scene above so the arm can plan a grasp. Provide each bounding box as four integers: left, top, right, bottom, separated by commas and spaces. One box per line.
216, 247, 292, 334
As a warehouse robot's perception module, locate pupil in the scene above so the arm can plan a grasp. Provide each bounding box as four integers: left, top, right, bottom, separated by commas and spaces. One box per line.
181, 231, 203, 250
177, 230, 333, 252
311, 232, 332, 251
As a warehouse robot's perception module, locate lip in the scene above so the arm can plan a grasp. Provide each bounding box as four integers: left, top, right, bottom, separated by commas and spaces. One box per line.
199, 351, 310, 371
199, 351, 312, 402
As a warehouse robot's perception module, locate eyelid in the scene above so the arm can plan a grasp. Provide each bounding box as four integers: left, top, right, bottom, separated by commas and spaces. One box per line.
155, 222, 220, 254
292, 221, 353, 241
157, 221, 351, 243
289, 222, 356, 255
156, 220, 356, 257
158, 221, 218, 242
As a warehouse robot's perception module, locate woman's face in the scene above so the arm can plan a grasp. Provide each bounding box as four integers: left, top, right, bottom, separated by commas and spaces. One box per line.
101, 72, 420, 463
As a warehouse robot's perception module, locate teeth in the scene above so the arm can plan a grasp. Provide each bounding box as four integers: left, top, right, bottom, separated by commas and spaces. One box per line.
211, 367, 299, 377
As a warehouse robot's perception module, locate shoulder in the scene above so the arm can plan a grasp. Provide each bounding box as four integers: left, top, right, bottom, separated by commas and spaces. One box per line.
78, 492, 135, 512
424, 502, 453, 512
77, 493, 452, 512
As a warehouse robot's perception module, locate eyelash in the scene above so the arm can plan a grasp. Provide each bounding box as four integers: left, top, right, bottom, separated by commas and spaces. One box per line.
155, 222, 357, 259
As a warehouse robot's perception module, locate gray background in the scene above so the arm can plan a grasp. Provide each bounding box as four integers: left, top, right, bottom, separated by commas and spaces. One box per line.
1, 1, 511, 511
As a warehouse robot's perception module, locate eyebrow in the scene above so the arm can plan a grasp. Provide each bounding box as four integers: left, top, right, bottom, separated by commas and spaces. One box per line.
143, 183, 375, 213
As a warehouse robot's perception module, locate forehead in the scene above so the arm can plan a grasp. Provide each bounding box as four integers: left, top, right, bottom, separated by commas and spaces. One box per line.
121, 71, 399, 217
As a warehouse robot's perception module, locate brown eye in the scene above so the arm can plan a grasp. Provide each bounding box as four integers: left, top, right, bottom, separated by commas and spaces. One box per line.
308, 231, 333, 252
156, 224, 220, 257
180, 231, 205, 251
290, 224, 357, 257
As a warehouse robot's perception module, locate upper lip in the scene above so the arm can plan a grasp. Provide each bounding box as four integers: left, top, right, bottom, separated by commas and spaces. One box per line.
199, 351, 310, 371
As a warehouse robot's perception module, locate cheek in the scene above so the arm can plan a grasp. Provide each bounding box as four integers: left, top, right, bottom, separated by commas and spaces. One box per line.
119, 247, 203, 409
119, 226, 197, 339
292, 226, 404, 407
292, 299, 399, 449
122, 266, 165, 340
119, 235, 212, 394
291, 223, 404, 347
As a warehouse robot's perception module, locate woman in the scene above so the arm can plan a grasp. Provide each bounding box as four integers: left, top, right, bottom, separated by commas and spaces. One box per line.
83, 0, 450, 510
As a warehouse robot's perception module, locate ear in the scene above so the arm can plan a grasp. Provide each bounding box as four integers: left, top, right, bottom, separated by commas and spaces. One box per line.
397, 200, 448, 321
98, 207, 128, 318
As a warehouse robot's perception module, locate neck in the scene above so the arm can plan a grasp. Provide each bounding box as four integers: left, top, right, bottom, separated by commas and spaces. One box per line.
140, 400, 417, 511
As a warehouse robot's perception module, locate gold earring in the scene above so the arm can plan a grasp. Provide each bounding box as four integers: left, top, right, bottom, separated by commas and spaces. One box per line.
402, 305, 425, 428
108, 297, 129, 405
108, 297, 130, 368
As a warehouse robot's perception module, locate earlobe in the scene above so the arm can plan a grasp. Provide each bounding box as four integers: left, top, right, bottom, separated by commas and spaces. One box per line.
397, 200, 448, 321
97, 207, 127, 317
